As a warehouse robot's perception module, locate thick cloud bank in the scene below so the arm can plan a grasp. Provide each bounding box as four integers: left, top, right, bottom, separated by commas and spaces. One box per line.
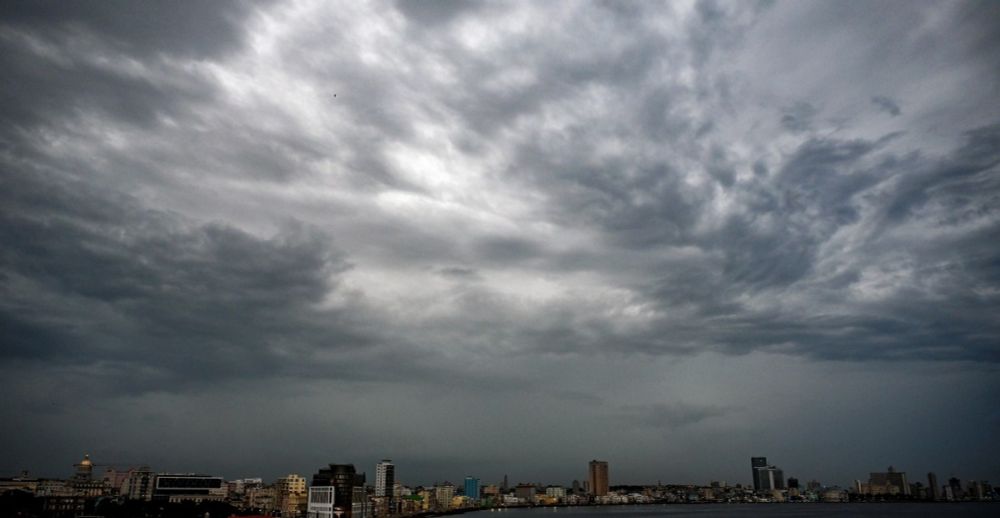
2, 0, 998, 485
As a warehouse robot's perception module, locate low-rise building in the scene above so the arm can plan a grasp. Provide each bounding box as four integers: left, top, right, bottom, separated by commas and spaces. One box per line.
154, 474, 226, 503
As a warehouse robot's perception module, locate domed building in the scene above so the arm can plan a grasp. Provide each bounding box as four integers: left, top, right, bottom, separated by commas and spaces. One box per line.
73, 454, 93, 481
70, 454, 106, 498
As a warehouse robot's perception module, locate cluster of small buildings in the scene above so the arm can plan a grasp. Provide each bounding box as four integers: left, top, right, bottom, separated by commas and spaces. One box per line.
0, 456, 305, 517
852, 466, 995, 502
748, 457, 997, 504
1, 455, 996, 517
0, 457, 617, 518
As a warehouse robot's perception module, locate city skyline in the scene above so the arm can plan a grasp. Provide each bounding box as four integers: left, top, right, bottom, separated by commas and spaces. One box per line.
3, 454, 994, 517
7, 453, 994, 495
2, 0, 999, 490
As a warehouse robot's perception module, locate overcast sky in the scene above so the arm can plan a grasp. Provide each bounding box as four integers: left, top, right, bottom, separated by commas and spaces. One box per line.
2, 0, 999, 488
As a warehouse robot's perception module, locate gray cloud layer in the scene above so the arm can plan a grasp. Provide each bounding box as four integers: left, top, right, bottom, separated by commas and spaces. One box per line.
2, 0, 998, 486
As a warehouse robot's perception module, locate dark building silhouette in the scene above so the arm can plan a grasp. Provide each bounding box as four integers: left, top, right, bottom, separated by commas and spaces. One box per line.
751, 457, 767, 491
311, 464, 365, 518
948, 477, 963, 500
868, 466, 909, 496
928, 472, 940, 500
750, 456, 784, 492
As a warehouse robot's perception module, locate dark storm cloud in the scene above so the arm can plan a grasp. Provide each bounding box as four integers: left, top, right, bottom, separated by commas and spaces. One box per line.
0, 26, 220, 131
621, 403, 731, 429
394, 0, 481, 26
525, 125, 1000, 361
871, 95, 901, 116
884, 123, 1000, 223
780, 102, 818, 132
437, 266, 481, 280
0, 0, 258, 59
0, 171, 376, 392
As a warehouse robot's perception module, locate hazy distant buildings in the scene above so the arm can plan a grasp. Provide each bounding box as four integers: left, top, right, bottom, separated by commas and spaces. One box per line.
948, 477, 963, 500
866, 466, 909, 496
588, 460, 609, 497
545, 485, 566, 499
928, 472, 940, 500
514, 483, 535, 503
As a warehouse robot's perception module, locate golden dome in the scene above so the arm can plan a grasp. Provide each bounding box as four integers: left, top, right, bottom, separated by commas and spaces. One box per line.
79, 454, 92, 466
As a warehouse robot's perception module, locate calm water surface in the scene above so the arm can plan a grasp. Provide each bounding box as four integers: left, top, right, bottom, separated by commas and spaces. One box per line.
490, 503, 996, 517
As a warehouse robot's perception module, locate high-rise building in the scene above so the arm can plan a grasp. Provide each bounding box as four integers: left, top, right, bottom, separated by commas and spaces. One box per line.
309, 464, 365, 518
758, 467, 785, 491
751, 457, 767, 491
928, 473, 940, 500
868, 466, 909, 496
125, 466, 155, 501
434, 483, 455, 510
948, 477, 962, 499
374, 460, 394, 516
750, 457, 785, 492
375, 460, 394, 499
464, 477, 480, 501
588, 460, 609, 497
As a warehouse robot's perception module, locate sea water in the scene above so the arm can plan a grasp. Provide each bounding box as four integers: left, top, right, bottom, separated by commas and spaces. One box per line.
493, 503, 996, 517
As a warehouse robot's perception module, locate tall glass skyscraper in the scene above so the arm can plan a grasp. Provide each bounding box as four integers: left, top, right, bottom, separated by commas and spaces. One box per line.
464, 476, 480, 501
